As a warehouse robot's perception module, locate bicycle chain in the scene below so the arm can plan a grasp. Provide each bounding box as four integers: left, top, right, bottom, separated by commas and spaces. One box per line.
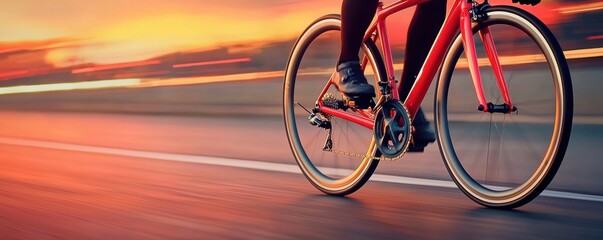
331, 148, 406, 161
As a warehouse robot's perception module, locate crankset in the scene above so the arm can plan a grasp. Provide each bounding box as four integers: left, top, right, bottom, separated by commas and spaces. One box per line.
374, 100, 412, 158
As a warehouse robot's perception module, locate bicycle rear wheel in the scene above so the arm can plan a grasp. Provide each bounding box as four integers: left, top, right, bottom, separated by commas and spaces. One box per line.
283, 15, 386, 195
435, 6, 573, 208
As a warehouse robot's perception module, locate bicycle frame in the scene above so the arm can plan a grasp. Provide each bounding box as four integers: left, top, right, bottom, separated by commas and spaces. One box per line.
319, 0, 514, 130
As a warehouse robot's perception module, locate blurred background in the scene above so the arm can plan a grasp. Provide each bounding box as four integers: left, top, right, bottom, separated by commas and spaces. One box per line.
0, 0, 602, 239
0, 0, 601, 115
0, 0, 601, 114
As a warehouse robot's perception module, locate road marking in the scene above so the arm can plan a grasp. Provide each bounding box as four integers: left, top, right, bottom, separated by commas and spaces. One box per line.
1, 136, 602, 203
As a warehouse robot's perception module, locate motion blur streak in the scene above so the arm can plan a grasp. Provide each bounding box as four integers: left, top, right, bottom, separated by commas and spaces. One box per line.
0, 70, 29, 79
0, 79, 140, 95
172, 57, 252, 68
557, 2, 603, 14
71, 60, 162, 74
135, 71, 283, 87
563, 47, 603, 59
588, 35, 603, 41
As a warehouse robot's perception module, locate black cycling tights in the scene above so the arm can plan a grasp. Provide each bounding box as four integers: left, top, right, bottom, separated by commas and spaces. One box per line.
339, 0, 446, 100
339, 0, 379, 65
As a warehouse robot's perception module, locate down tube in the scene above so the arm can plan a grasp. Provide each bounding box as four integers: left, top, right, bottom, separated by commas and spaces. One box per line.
404, 1, 462, 118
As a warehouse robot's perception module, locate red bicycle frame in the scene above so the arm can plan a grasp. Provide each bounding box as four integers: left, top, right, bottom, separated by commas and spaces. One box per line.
319, 0, 514, 130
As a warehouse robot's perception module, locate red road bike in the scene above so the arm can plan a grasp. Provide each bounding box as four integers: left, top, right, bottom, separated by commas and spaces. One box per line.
283, 0, 572, 208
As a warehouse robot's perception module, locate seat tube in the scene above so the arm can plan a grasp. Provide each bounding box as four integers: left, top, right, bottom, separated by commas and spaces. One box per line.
460, 1, 489, 112
480, 27, 514, 111
375, 4, 399, 100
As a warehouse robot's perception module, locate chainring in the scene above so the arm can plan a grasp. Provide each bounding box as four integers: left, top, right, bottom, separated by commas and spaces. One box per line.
373, 100, 412, 158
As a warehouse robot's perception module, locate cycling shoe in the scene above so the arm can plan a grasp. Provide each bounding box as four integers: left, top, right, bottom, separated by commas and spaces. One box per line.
409, 109, 436, 152
332, 61, 375, 108
408, 126, 436, 152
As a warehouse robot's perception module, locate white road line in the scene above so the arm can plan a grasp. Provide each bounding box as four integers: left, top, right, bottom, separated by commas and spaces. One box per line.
1, 136, 602, 203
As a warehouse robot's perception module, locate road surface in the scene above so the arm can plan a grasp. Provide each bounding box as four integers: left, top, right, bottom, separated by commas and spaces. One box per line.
0, 111, 602, 239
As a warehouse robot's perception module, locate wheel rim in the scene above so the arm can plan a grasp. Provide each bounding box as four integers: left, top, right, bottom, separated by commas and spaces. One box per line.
283, 16, 384, 194
435, 8, 571, 206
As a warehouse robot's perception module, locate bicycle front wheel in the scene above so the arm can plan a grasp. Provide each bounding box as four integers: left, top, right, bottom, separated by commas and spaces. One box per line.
283, 15, 386, 195
435, 6, 573, 208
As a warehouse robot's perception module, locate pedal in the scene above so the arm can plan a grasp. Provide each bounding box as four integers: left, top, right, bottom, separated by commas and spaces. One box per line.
343, 95, 374, 109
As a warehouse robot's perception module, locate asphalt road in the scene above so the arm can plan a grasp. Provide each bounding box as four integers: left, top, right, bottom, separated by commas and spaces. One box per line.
0, 110, 602, 239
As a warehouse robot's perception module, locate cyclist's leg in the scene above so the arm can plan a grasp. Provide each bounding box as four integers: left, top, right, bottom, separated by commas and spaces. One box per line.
400, 0, 446, 98
400, 0, 446, 151
333, 0, 379, 105
339, 0, 378, 65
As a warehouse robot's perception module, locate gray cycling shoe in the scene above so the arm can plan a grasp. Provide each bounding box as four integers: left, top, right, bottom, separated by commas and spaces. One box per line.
332, 61, 376, 106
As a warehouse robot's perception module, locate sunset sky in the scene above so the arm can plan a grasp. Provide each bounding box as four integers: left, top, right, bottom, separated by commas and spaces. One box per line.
1, 0, 339, 66
1, 0, 568, 67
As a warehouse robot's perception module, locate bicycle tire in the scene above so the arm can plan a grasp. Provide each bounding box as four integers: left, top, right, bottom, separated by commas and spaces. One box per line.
435, 6, 573, 208
283, 14, 387, 196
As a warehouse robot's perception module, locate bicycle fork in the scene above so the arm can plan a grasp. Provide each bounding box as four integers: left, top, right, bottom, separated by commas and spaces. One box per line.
461, 0, 517, 114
